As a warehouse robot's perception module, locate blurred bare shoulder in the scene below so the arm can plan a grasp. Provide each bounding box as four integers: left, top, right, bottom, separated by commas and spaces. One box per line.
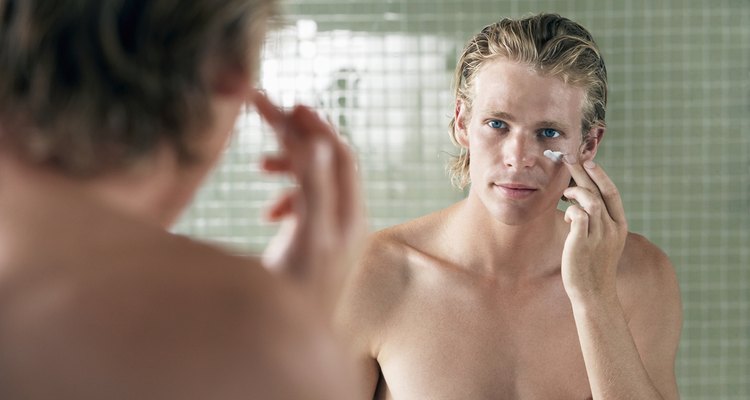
0, 232, 351, 399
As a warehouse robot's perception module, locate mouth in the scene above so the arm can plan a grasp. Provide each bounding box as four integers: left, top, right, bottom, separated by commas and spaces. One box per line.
493, 183, 538, 199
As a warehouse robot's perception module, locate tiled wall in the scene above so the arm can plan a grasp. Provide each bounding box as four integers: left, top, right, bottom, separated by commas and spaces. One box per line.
176, 0, 750, 397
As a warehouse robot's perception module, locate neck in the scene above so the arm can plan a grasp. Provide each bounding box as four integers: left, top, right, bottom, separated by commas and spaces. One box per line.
0, 144, 199, 229
447, 191, 567, 279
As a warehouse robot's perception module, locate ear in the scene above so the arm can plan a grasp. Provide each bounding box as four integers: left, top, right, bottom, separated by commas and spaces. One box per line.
208, 60, 252, 99
580, 124, 605, 161
454, 99, 470, 147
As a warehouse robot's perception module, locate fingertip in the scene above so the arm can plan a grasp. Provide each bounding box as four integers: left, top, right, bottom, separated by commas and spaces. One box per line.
264, 211, 278, 222
252, 91, 288, 127
264, 205, 282, 222
249, 88, 268, 108
248, 87, 263, 101
265, 191, 296, 222
260, 155, 291, 173
565, 204, 588, 220
584, 160, 596, 169
291, 104, 315, 119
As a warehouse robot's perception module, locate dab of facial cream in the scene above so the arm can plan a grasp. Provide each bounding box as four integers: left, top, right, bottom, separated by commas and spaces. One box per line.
543, 149, 564, 162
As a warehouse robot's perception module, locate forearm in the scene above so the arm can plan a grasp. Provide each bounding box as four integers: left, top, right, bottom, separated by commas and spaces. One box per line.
571, 293, 663, 400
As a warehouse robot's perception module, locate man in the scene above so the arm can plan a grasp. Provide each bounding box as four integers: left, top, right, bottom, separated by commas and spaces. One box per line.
0, 0, 363, 398
336, 13, 682, 399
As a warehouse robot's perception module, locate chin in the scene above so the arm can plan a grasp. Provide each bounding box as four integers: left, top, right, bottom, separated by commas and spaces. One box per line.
480, 193, 558, 227
481, 199, 536, 226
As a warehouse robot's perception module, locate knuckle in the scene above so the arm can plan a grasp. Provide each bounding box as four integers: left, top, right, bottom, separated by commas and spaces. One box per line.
565, 187, 586, 199
574, 187, 594, 199
310, 137, 333, 159
567, 205, 588, 219
607, 222, 627, 237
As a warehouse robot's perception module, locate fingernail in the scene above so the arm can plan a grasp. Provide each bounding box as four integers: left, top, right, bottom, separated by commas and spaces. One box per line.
584, 160, 595, 169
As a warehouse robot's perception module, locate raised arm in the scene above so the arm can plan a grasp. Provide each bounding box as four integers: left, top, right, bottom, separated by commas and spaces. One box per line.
561, 158, 682, 399
253, 91, 367, 318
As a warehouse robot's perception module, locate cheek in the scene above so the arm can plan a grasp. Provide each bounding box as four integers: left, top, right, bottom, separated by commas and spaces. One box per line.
467, 137, 498, 170
467, 125, 504, 160
547, 167, 572, 194
467, 149, 487, 178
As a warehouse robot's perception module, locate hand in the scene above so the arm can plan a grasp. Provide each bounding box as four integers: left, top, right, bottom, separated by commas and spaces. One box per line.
561, 158, 628, 303
252, 91, 367, 314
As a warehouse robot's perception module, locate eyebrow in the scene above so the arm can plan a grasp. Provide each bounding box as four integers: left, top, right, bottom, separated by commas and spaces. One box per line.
481, 110, 571, 133
536, 120, 569, 132
484, 110, 515, 121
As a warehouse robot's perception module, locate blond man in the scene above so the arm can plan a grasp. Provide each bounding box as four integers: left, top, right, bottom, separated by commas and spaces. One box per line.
337, 13, 681, 399
0, 0, 363, 398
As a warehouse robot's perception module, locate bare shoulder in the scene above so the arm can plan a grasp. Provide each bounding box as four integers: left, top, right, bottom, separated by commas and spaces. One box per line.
617, 234, 682, 397
0, 233, 348, 399
617, 231, 682, 331
618, 232, 679, 295
348, 209, 448, 294
336, 224, 413, 335
335, 210, 448, 347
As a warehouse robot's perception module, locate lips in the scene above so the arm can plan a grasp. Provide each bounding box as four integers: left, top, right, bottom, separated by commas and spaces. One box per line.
494, 183, 538, 199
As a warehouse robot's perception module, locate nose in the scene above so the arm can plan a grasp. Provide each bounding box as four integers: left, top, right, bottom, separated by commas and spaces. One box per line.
502, 133, 536, 169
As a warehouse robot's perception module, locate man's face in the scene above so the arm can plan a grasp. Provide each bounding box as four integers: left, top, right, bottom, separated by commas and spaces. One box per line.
455, 58, 595, 225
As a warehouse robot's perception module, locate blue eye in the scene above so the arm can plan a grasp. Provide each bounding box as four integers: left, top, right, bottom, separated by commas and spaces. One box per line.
488, 120, 507, 129
541, 128, 561, 138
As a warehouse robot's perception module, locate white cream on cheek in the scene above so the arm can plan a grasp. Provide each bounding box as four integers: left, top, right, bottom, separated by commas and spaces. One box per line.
543, 149, 564, 162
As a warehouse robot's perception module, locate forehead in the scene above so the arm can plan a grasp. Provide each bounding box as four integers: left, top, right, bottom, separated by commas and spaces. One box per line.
469, 58, 585, 130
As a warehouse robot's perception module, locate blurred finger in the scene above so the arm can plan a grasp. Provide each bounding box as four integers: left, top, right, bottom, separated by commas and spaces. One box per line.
252, 90, 286, 129
296, 139, 336, 241
286, 106, 356, 232
289, 105, 338, 141
260, 155, 292, 173
332, 139, 364, 236
252, 91, 297, 151
265, 190, 298, 222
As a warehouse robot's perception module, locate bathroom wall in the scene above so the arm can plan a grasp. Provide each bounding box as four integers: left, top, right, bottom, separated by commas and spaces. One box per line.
176, 1, 750, 397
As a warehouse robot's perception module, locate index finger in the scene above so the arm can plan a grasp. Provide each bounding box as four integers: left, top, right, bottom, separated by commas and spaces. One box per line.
251, 90, 290, 143
568, 159, 626, 224
564, 156, 599, 194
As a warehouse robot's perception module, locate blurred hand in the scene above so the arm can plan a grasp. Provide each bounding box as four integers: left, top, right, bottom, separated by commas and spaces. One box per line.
561, 158, 628, 304
253, 91, 367, 316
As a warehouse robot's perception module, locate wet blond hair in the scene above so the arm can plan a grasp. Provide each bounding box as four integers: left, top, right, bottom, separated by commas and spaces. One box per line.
448, 13, 607, 189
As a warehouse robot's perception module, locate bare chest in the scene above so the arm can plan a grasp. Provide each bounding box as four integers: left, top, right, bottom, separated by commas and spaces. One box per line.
375, 277, 592, 400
